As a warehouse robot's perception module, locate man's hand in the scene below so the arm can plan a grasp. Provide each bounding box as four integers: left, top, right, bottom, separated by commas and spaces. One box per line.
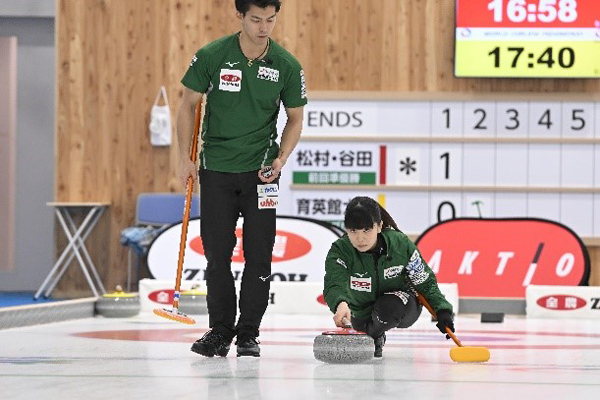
333, 301, 352, 328
179, 159, 197, 188
258, 157, 285, 183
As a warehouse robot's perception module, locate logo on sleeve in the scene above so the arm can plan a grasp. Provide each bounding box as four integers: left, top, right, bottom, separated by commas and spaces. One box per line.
350, 276, 371, 292
384, 265, 404, 279
219, 69, 242, 92
257, 66, 279, 82
189, 55, 198, 67
300, 70, 307, 99
336, 258, 347, 269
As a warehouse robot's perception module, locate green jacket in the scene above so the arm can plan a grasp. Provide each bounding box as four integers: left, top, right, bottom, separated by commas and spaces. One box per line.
324, 229, 453, 319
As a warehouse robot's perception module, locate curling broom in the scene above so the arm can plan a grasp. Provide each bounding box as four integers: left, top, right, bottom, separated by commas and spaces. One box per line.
153, 100, 203, 325
417, 292, 490, 363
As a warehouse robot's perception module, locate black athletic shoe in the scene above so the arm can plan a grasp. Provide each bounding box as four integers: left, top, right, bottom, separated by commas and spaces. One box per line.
374, 333, 386, 358
191, 330, 231, 357
236, 334, 261, 357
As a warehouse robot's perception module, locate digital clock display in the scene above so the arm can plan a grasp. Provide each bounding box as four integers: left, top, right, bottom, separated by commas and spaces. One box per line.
455, 0, 600, 78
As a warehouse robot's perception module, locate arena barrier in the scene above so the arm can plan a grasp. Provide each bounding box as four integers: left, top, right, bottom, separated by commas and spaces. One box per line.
138, 279, 459, 316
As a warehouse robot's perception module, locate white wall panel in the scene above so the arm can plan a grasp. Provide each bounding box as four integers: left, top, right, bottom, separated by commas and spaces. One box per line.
528, 144, 561, 187
495, 193, 528, 218
560, 194, 593, 237
463, 143, 495, 186
561, 145, 594, 188
496, 144, 528, 187
528, 193, 560, 221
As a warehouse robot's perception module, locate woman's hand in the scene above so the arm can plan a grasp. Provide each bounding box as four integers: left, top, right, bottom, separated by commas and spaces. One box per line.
333, 301, 352, 328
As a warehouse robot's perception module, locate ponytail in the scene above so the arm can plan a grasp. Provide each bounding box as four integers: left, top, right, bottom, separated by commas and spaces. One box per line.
379, 205, 401, 232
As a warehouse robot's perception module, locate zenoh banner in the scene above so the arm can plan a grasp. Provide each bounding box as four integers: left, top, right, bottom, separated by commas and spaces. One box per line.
147, 216, 343, 283
415, 218, 590, 298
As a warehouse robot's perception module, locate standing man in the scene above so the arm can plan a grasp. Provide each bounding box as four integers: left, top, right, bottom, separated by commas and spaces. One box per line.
177, 0, 307, 358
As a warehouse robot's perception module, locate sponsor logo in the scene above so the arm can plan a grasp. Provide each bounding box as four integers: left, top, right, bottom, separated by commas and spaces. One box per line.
257, 184, 279, 196
219, 69, 242, 92
189, 55, 198, 67
537, 295, 587, 310
300, 70, 307, 99
148, 289, 175, 304
407, 251, 425, 276
189, 229, 311, 262
258, 196, 278, 209
350, 276, 371, 292
257, 66, 280, 82
336, 258, 347, 269
225, 61, 239, 67
416, 218, 590, 298
384, 265, 404, 279
259, 275, 271, 281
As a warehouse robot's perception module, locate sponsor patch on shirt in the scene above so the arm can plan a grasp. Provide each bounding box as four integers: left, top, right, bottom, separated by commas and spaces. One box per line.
300, 70, 307, 99
258, 196, 278, 209
257, 66, 279, 82
384, 265, 404, 279
257, 184, 279, 196
407, 250, 425, 275
219, 68, 242, 92
350, 276, 371, 292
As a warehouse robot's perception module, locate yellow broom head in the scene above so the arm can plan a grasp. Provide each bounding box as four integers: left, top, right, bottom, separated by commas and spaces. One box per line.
450, 346, 491, 363
153, 307, 196, 325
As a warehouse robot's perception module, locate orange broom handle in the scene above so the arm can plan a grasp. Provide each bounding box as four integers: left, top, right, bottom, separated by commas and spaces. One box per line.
173, 101, 202, 309
415, 291, 463, 348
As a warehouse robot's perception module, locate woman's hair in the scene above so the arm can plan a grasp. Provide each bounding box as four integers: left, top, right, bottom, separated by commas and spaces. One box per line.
344, 196, 400, 231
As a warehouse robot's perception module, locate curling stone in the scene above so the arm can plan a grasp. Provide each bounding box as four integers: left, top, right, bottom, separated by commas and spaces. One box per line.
95, 285, 141, 318
313, 325, 374, 364
178, 285, 208, 315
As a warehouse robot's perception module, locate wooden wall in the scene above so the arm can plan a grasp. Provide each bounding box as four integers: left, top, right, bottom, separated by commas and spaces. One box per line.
55, 0, 600, 295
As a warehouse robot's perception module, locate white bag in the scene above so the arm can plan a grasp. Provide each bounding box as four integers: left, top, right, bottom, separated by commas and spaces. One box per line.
149, 86, 172, 146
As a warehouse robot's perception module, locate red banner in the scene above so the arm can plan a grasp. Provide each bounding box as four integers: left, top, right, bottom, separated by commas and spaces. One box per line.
416, 218, 590, 298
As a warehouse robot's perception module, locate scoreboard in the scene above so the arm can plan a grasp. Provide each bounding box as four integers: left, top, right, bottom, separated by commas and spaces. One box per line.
455, 0, 600, 78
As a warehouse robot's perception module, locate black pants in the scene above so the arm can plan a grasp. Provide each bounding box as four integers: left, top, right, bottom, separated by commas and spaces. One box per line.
351, 292, 423, 338
199, 168, 278, 340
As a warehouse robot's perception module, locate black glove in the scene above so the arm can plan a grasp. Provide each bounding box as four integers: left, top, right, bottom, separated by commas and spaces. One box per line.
435, 309, 455, 340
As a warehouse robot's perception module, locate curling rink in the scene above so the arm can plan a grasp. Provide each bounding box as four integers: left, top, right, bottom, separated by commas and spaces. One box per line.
1, 313, 600, 400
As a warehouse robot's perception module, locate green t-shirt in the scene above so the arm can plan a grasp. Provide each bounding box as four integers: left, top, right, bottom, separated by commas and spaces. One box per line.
181, 33, 308, 172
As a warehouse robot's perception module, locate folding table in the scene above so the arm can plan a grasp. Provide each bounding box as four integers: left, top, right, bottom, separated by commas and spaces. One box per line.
34, 202, 109, 299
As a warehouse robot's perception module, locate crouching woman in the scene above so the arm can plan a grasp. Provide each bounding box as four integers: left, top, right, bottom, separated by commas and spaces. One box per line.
323, 196, 454, 357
